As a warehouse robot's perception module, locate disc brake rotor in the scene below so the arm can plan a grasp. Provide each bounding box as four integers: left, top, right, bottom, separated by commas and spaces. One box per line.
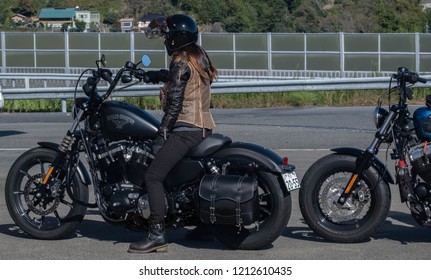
319, 173, 371, 223
24, 174, 60, 216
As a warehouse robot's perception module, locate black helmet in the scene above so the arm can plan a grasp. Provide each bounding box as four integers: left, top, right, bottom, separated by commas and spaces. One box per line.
145, 14, 198, 53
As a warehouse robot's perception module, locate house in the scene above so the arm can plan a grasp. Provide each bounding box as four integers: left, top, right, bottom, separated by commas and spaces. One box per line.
119, 18, 134, 32
37, 6, 100, 31
11, 14, 28, 23
137, 13, 162, 31
38, 7, 76, 29
75, 9, 100, 30
10, 14, 39, 28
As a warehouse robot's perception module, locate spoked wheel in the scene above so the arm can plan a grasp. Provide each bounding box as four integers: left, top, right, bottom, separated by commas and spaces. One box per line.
5, 147, 88, 240
210, 171, 291, 250
299, 153, 391, 243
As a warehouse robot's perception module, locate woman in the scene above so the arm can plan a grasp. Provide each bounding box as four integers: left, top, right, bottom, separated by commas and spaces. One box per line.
128, 14, 217, 254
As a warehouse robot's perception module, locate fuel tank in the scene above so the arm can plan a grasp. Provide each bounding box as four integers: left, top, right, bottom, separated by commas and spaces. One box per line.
99, 101, 159, 140
413, 107, 431, 141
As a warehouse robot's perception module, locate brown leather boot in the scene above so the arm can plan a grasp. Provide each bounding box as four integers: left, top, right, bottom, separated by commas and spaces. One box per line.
128, 220, 167, 253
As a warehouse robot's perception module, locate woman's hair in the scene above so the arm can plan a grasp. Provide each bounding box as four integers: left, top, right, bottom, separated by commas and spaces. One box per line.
174, 44, 218, 84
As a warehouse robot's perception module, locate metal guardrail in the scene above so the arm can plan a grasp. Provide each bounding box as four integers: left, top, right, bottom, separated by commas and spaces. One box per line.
1, 74, 430, 112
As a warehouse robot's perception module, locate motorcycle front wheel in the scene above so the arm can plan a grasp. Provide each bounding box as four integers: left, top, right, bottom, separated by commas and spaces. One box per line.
5, 147, 89, 240
210, 171, 292, 250
299, 153, 391, 243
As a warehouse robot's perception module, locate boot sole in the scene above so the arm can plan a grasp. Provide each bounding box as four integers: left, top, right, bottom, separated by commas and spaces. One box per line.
127, 244, 168, 254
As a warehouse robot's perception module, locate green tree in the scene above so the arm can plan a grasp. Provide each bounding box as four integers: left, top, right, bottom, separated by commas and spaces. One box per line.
221, 0, 257, 32
249, 0, 289, 32
319, 0, 376, 32
426, 9, 431, 32
103, 11, 119, 25
74, 19, 86, 31
287, 0, 322, 32
178, 0, 230, 24
179, 0, 289, 32
373, 0, 426, 32
0, 1, 13, 28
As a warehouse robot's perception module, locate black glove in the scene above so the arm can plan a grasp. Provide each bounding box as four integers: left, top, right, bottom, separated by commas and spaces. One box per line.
144, 69, 169, 84
151, 134, 165, 155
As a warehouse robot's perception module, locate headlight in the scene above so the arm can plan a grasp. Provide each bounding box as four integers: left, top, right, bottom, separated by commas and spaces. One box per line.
373, 106, 389, 129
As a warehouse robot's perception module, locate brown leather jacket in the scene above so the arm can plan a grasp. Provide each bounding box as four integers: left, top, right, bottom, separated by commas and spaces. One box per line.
176, 62, 215, 130
158, 52, 215, 139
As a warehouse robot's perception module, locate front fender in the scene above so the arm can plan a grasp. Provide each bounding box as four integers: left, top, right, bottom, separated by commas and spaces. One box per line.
38, 141, 91, 186
331, 147, 395, 184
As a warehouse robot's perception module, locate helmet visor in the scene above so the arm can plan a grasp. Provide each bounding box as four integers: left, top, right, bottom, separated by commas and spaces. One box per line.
144, 16, 168, 39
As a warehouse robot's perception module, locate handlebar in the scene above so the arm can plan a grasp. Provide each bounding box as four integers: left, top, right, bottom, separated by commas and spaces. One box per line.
82, 60, 148, 100
389, 67, 428, 104
393, 67, 427, 84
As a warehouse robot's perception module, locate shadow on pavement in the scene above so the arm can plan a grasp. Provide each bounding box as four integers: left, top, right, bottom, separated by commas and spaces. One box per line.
283, 210, 431, 244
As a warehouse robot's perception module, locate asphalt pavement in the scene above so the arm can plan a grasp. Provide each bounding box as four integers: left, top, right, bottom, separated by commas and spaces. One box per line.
0, 107, 429, 279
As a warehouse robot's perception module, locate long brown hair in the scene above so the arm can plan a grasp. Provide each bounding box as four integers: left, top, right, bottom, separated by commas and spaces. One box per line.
175, 44, 218, 84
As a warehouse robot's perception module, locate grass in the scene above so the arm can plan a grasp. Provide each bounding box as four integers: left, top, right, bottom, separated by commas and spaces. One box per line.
2, 88, 431, 112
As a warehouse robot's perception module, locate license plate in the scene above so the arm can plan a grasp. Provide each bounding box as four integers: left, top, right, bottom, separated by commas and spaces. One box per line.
282, 171, 301, 192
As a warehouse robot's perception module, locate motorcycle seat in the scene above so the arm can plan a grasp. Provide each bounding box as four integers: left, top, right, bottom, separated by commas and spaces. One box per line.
186, 133, 232, 157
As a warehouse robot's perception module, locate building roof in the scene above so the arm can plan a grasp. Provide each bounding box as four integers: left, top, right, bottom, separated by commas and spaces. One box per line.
38, 8, 76, 19
12, 14, 27, 20
120, 18, 134, 22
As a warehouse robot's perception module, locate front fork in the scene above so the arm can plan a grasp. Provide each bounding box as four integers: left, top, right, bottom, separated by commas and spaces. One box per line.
41, 112, 83, 187
338, 150, 374, 204
338, 107, 397, 205
41, 133, 74, 186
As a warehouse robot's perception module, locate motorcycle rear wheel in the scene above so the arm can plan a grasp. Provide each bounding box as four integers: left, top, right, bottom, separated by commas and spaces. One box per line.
299, 153, 391, 243
5, 147, 89, 240
210, 171, 291, 250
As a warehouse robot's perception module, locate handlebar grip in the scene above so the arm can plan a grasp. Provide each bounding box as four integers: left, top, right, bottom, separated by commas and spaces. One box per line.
99, 69, 113, 84
394, 68, 427, 84
417, 77, 427, 84
134, 69, 146, 80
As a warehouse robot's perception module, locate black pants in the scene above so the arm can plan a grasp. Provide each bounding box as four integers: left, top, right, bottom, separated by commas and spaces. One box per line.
144, 130, 211, 221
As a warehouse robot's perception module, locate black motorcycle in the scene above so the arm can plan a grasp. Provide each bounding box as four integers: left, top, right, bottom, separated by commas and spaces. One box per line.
299, 67, 430, 242
5, 55, 300, 250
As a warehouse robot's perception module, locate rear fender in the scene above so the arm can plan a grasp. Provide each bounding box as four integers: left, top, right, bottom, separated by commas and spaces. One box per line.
212, 142, 295, 196
38, 142, 91, 186
331, 147, 395, 184
213, 142, 286, 173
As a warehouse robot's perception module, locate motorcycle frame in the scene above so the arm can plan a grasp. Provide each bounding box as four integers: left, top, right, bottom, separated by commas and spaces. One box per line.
337, 76, 413, 205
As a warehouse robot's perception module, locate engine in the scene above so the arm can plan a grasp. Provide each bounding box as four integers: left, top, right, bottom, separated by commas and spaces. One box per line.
93, 139, 199, 227
407, 142, 431, 226
409, 142, 431, 185
94, 140, 153, 219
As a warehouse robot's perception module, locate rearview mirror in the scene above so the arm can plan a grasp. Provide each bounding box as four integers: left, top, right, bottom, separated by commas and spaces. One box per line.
100, 54, 106, 67
96, 54, 107, 68
141, 55, 151, 67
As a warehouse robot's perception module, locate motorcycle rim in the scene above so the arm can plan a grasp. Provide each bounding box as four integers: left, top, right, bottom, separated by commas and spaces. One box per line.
299, 154, 391, 242
5, 148, 88, 239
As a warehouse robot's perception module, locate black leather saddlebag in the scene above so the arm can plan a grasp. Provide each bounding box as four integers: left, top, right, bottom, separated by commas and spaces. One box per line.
198, 174, 259, 226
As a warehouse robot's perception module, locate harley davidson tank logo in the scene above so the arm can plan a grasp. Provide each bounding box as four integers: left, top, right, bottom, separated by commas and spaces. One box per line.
107, 114, 135, 129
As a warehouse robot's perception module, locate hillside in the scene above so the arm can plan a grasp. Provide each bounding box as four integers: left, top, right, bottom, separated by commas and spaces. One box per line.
1, 0, 430, 33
